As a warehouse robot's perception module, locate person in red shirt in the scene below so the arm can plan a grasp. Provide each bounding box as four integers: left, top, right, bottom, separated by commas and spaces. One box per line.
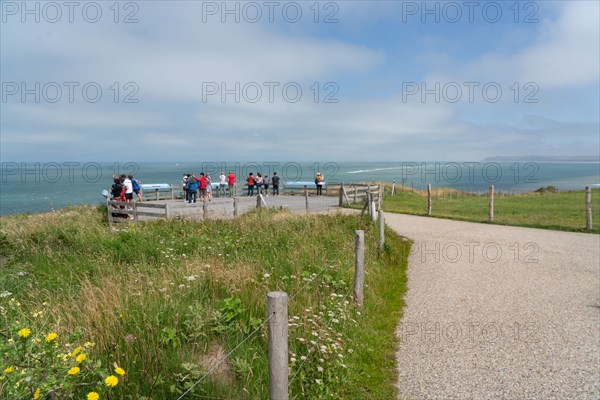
198, 172, 208, 201
246, 173, 255, 196
227, 171, 236, 197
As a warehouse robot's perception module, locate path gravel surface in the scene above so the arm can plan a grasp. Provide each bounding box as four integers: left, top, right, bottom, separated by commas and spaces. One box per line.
385, 214, 600, 400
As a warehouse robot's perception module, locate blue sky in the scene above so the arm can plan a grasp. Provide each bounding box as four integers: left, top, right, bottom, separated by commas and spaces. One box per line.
1, 0, 598, 161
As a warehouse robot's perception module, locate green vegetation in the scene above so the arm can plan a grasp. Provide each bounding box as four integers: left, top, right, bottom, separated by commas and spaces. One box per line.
379, 187, 600, 233
1, 206, 409, 399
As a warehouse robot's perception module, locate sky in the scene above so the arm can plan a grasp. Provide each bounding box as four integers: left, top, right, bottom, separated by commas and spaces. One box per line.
1, 0, 599, 162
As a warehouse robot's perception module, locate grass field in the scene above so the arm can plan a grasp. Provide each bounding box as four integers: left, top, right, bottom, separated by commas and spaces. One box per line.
0, 206, 409, 399
380, 187, 600, 233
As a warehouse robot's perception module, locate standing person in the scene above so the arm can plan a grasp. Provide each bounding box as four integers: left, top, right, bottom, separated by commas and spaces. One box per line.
262, 174, 270, 196
246, 173, 255, 196
227, 171, 236, 197
129, 175, 143, 202
255, 173, 263, 195
315, 172, 324, 196
110, 176, 127, 218
182, 174, 189, 202
199, 172, 208, 202
122, 174, 134, 202
219, 172, 227, 197
186, 173, 199, 203
272, 172, 280, 196
206, 174, 213, 201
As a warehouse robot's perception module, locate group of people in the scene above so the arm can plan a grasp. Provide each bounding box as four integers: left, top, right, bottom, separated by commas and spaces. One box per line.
110, 174, 143, 202
182, 171, 326, 201
182, 171, 236, 203
244, 172, 281, 196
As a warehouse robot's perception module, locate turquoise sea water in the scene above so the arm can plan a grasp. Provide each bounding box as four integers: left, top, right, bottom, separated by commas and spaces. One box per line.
1, 161, 599, 216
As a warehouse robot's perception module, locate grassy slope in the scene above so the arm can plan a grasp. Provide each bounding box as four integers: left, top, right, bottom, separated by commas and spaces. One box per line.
379, 188, 600, 233
1, 206, 409, 399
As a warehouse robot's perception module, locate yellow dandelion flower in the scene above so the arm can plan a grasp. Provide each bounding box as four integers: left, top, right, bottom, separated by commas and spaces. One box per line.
33, 388, 41, 399
45, 332, 58, 343
105, 375, 119, 387
76, 354, 87, 363
3, 366, 14, 374
17, 328, 31, 338
115, 367, 125, 376
71, 346, 82, 357
67, 366, 80, 375
87, 392, 100, 400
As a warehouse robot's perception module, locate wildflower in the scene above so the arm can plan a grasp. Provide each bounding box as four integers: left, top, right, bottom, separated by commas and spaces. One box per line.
17, 328, 31, 338
290, 357, 297, 363
72, 346, 82, 357
87, 392, 100, 400
4, 366, 14, 374
300, 356, 307, 361
34, 388, 41, 399
68, 367, 80, 375
263, 273, 270, 278
76, 354, 87, 363
105, 375, 119, 387
0, 291, 12, 298
115, 367, 125, 376
315, 379, 322, 385
317, 366, 324, 372
348, 349, 354, 353
45, 332, 58, 343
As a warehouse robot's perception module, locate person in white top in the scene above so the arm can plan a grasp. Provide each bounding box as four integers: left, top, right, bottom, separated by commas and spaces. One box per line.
219, 172, 227, 197
121, 174, 134, 201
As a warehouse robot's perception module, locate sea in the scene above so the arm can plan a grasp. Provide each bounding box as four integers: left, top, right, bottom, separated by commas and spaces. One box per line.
1, 161, 599, 216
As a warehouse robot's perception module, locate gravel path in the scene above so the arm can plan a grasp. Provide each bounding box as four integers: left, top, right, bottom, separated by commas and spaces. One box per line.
385, 213, 600, 400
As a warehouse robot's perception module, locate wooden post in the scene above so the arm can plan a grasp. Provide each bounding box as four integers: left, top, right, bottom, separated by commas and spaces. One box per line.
305, 190, 309, 213
366, 190, 372, 216
427, 184, 432, 216
165, 203, 171, 219
257, 194, 262, 209
391, 180, 395, 196
155, 189, 159, 201
106, 199, 112, 223
267, 291, 288, 400
586, 186, 592, 231
489, 185, 494, 222
325, 183, 329, 195
203, 199, 208, 219
378, 209, 385, 251
353, 186, 357, 204
371, 200, 377, 221
170, 186, 174, 200
303, 185, 307, 197
338, 184, 344, 207
233, 197, 238, 217
354, 230, 365, 307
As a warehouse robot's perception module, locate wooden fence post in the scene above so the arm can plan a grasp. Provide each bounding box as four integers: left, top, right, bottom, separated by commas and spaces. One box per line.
165, 203, 171, 219
427, 184, 432, 216
378, 209, 385, 251
489, 185, 494, 222
354, 230, 365, 307
586, 186, 592, 231
233, 197, 238, 217
338, 184, 344, 207
106, 199, 112, 223
267, 291, 288, 400
305, 190, 309, 213
391, 180, 396, 196
155, 189, 159, 201
203, 199, 208, 219
257, 194, 262, 209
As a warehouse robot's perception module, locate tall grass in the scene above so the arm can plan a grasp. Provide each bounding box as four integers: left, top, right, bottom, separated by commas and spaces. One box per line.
1, 205, 409, 399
